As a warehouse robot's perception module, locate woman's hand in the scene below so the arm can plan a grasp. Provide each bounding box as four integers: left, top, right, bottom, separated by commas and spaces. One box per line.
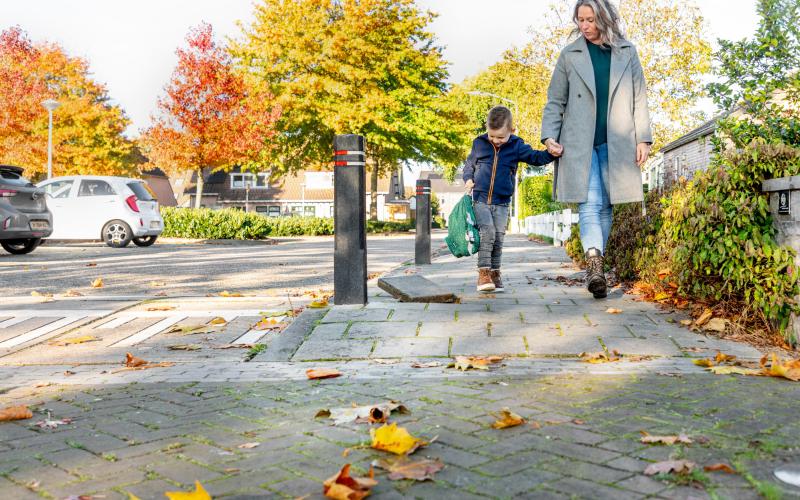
636, 142, 651, 167
464, 179, 474, 193
544, 138, 564, 157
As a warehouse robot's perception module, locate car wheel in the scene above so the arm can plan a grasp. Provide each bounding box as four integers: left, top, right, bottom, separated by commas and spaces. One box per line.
132, 235, 158, 247
102, 220, 133, 248
1, 238, 42, 255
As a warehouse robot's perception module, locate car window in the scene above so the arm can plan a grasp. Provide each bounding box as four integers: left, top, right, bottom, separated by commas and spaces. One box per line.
41, 180, 75, 199
78, 180, 116, 197
0, 169, 31, 186
127, 182, 155, 201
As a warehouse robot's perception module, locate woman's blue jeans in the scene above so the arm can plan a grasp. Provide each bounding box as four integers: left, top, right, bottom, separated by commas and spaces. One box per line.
578, 143, 612, 255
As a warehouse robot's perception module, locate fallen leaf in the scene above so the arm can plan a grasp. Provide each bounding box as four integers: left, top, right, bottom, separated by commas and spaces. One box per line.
253, 317, 281, 330
703, 317, 728, 332
146, 306, 176, 311
681, 347, 707, 353
411, 361, 442, 368
0, 405, 33, 422
219, 290, 243, 297
640, 431, 693, 445
372, 457, 444, 481
529, 421, 542, 429
166, 324, 222, 335
64, 370, 76, 376
168, 344, 202, 351
209, 317, 227, 325
644, 459, 696, 476
164, 480, 211, 500
572, 419, 585, 425
223, 468, 240, 474
34, 382, 52, 388
491, 407, 525, 429
91, 278, 104, 288
237, 442, 260, 449
704, 463, 736, 474
708, 366, 762, 376
154, 291, 168, 297
605, 308, 622, 314
85, 262, 97, 267
370, 423, 427, 455
48, 335, 100, 346
715, 352, 736, 364
125, 353, 148, 367
761, 353, 800, 381
63, 290, 83, 297
149, 281, 166, 287
316, 401, 409, 425
653, 292, 671, 301
31, 291, 53, 298
657, 268, 671, 279
307, 368, 342, 380
695, 308, 713, 327
692, 358, 715, 367
449, 355, 503, 371
679, 319, 693, 326
34, 417, 73, 429
579, 350, 621, 363
323, 464, 376, 500
309, 299, 329, 308
371, 358, 400, 365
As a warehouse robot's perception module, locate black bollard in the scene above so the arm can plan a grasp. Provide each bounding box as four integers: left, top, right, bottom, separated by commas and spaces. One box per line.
415, 179, 431, 265
333, 135, 367, 305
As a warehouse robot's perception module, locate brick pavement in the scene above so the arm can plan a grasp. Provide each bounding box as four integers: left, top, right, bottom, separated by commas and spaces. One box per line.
1, 236, 799, 499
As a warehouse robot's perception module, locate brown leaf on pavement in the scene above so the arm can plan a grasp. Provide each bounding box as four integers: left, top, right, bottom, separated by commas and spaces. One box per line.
91, 278, 104, 288
491, 407, 525, 429
411, 361, 442, 368
694, 308, 713, 327
307, 368, 342, 380
761, 353, 800, 381
693, 358, 715, 367
0, 405, 33, 422
605, 308, 622, 314
168, 344, 202, 351
146, 306, 176, 311
63, 290, 83, 297
640, 431, 693, 445
85, 262, 97, 267
715, 352, 736, 364
125, 353, 148, 367
114, 353, 175, 373
579, 350, 621, 363
704, 463, 736, 474
703, 317, 728, 332
449, 355, 503, 371
315, 401, 409, 425
31, 291, 53, 298
323, 464, 377, 500
237, 442, 260, 449
372, 457, 444, 481
644, 459, 696, 476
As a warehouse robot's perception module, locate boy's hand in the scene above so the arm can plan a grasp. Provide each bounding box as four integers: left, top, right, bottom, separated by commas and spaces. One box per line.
544, 138, 564, 157
464, 179, 474, 193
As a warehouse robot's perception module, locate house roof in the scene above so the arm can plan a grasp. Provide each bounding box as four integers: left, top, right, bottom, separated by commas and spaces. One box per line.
418, 170, 466, 193
660, 117, 719, 153
184, 167, 395, 202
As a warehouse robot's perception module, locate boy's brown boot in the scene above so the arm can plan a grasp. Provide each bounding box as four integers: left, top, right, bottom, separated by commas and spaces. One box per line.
477, 268, 495, 292
585, 247, 607, 299
490, 269, 504, 292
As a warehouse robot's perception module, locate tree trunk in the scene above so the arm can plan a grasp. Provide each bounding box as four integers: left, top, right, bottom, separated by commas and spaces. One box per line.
194, 168, 204, 209
370, 161, 379, 221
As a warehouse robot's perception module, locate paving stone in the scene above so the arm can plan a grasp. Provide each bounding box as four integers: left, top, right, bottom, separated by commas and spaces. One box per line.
524, 334, 603, 355
306, 323, 347, 341
450, 336, 527, 356
371, 337, 449, 357
548, 476, 633, 500
614, 474, 669, 495
347, 322, 418, 338
389, 308, 455, 322
418, 321, 487, 337
320, 308, 391, 323
291, 339, 373, 361
541, 458, 632, 483
601, 338, 684, 356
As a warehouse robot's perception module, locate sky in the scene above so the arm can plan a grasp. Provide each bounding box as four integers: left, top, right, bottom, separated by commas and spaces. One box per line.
1, 0, 759, 137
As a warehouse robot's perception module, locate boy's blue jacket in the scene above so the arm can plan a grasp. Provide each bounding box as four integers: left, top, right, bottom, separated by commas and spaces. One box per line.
462, 134, 555, 205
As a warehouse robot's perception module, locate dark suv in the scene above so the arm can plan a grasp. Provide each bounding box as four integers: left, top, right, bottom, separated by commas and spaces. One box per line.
0, 165, 52, 254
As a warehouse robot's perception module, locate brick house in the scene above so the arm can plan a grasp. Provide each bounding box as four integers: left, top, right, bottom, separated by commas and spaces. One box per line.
656, 117, 719, 190
417, 170, 466, 224
178, 167, 407, 221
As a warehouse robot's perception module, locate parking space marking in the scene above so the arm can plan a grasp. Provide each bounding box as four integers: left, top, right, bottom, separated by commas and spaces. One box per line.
96, 316, 135, 330
0, 316, 89, 349
0, 316, 34, 329
232, 329, 268, 345
112, 316, 187, 347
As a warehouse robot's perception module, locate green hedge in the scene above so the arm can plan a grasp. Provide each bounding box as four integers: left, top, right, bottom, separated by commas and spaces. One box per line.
160, 207, 412, 239
519, 175, 561, 219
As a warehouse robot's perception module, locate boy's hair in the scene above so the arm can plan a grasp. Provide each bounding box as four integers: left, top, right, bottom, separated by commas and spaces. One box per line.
487, 105, 513, 130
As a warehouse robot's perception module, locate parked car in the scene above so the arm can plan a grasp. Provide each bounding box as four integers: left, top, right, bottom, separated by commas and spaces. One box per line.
37, 176, 163, 248
0, 165, 53, 254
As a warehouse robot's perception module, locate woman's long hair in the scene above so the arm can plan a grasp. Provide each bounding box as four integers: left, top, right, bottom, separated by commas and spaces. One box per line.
572, 0, 626, 47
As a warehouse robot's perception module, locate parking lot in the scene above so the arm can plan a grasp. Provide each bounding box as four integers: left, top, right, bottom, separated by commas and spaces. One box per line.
0, 233, 446, 297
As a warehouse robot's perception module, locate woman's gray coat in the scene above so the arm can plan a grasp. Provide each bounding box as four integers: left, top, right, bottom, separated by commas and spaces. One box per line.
541, 36, 652, 204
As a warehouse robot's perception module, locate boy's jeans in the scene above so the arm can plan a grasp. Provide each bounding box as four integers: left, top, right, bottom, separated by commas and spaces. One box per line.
578, 143, 612, 255
473, 201, 509, 269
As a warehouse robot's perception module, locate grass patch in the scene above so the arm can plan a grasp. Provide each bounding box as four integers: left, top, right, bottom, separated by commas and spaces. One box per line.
244, 344, 267, 361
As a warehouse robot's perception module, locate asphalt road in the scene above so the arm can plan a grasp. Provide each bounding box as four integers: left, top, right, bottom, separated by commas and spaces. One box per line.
0, 232, 447, 297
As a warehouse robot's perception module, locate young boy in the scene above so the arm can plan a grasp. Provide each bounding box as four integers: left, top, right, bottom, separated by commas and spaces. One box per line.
463, 105, 559, 292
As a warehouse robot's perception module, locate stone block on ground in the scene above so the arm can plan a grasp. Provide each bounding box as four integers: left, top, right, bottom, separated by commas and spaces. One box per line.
378, 275, 458, 303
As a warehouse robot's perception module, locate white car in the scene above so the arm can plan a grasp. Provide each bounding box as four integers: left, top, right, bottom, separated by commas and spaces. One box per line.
37, 176, 163, 248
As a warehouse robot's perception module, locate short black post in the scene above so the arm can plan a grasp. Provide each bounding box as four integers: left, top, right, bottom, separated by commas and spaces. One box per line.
333, 135, 367, 305
415, 179, 431, 265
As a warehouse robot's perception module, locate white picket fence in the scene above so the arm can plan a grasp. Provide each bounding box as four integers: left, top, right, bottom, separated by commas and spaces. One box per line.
524, 209, 579, 246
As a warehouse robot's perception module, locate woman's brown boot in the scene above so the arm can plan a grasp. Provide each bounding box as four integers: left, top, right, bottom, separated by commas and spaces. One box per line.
585, 247, 607, 299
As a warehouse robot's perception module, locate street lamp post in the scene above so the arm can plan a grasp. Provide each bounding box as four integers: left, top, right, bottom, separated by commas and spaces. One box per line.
41, 99, 60, 180
466, 91, 524, 234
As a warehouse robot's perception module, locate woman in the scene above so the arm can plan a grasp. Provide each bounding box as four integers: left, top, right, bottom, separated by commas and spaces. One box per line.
541, 0, 652, 299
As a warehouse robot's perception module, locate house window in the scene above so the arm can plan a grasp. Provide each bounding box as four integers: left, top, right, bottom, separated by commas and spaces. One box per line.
269, 206, 281, 217
231, 173, 269, 189
304, 206, 315, 217
329, 205, 335, 217
291, 206, 303, 216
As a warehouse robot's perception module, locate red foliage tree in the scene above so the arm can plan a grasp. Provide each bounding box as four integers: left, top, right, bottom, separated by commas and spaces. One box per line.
141, 23, 280, 207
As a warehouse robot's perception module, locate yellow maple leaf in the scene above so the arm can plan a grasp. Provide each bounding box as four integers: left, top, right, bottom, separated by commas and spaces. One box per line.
491, 407, 525, 429
708, 366, 762, 376
219, 290, 242, 297
164, 480, 211, 500
370, 423, 426, 455
209, 317, 227, 325
309, 299, 329, 308
91, 278, 104, 288
763, 353, 800, 381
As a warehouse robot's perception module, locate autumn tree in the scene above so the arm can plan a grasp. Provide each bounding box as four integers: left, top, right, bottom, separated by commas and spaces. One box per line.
0, 27, 137, 179
141, 23, 280, 208
232, 0, 465, 219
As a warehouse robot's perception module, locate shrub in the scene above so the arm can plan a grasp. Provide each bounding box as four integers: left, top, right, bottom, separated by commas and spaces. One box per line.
161, 207, 413, 239
518, 175, 561, 219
